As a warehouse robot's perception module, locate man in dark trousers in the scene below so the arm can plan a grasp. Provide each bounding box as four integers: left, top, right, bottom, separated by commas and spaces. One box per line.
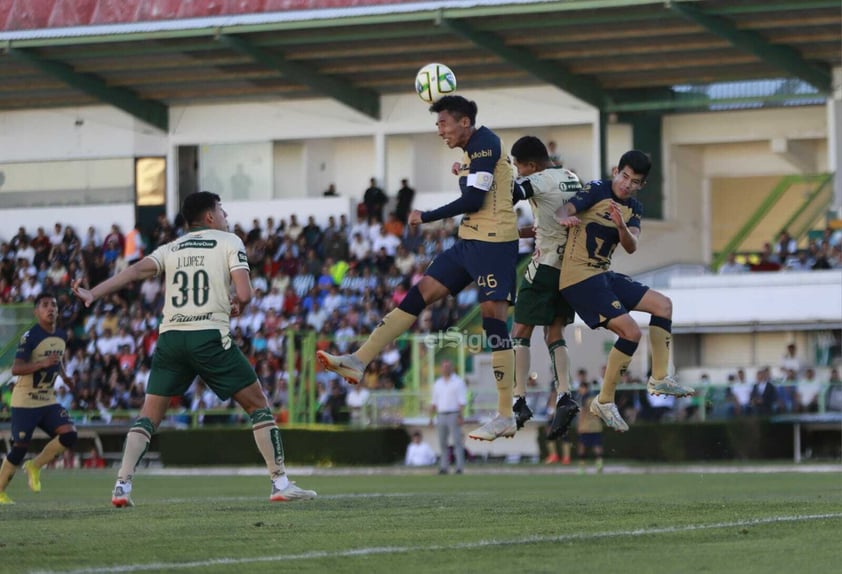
363, 177, 388, 224
395, 178, 416, 224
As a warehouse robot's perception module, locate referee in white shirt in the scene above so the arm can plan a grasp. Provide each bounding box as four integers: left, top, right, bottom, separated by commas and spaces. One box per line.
430, 360, 468, 474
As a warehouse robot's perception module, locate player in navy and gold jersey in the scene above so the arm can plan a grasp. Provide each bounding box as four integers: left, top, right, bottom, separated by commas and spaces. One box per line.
0, 293, 77, 504
557, 150, 693, 433
508, 136, 582, 439
317, 95, 520, 441
73, 191, 315, 506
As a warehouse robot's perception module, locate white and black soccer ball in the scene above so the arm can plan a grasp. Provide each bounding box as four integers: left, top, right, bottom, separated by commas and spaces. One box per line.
414, 63, 457, 104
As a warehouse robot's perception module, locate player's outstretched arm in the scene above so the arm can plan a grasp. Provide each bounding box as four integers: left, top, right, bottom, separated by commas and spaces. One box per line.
554, 202, 579, 227
11, 354, 60, 376
418, 187, 485, 224
72, 257, 158, 308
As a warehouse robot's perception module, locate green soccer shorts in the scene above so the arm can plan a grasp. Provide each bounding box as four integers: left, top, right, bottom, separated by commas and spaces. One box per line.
514, 263, 575, 326
148, 329, 257, 400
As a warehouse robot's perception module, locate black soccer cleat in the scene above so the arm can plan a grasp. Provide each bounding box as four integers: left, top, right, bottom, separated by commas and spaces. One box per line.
546, 392, 580, 440
513, 396, 533, 430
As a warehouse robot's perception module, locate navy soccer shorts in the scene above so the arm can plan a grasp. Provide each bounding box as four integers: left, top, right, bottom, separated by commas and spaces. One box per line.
426, 239, 518, 303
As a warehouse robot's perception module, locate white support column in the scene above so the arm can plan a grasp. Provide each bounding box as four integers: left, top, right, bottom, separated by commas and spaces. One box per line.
591, 114, 602, 179
373, 127, 387, 190
828, 67, 842, 214
166, 142, 178, 220
701, 176, 712, 265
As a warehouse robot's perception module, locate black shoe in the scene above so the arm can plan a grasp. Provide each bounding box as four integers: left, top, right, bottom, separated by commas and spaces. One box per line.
546, 392, 580, 440
438, 469, 448, 475
513, 396, 533, 430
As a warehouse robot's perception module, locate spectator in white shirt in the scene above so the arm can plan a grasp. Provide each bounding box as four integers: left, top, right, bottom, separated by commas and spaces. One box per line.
96, 328, 121, 357
718, 253, 747, 274
430, 360, 467, 474
16, 240, 36, 265
306, 301, 328, 333
405, 431, 437, 466
114, 327, 136, 353
260, 286, 284, 312
322, 285, 344, 314
49, 223, 64, 246
349, 232, 371, 263
795, 368, 822, 413
139, 276, 161, 310
20, 275, 43, 301
334, 319, 356, 353
346, 385, 371, 426
727, 368, 753, 416
781, 343, 802, 375
372, 227, 401, 257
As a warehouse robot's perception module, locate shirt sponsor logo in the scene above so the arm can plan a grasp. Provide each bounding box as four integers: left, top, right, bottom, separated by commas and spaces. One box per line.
169, 312, 214, 323
172, 239, 217, 251
470, 149, 493, 159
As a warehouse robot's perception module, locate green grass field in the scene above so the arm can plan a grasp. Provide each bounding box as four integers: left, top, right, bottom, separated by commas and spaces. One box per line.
2, 467, 841, 574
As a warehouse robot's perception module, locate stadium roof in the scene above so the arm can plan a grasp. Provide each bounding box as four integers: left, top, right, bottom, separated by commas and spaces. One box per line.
0, 0, 839, 131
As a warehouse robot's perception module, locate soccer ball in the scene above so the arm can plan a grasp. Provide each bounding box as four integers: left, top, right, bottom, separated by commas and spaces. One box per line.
415, 63, 457, 104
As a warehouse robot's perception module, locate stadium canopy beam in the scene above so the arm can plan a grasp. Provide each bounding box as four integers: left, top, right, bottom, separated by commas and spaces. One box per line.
440, 18, 606, 110
218, 34, 380, 120
9, 48, 169, 132
669, 2, 832, 93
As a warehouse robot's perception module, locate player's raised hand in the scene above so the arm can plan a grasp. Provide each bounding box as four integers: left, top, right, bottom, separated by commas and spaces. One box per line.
609, 201, 626, 228
408, 210, 424, 227
451, 161, 461, 175
71, 278, 95, 308
555, 215, 580, 227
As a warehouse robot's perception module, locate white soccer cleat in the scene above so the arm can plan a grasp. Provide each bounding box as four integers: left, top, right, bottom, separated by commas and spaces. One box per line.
468, 414, 517, 441
316, 351, 365, 385
647, 376, 695, 398
112, 480, 135, 508
270, 481, 317, 502
589, 399, 629, 433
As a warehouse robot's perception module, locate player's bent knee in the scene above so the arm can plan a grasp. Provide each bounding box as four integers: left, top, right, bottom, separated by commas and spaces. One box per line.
610, 319, 641, 342
652, 292, 673, 317
7, 445, 29, 465
133, 417, 158, 435
662, 295, 673, 317
59, 431, 78, 448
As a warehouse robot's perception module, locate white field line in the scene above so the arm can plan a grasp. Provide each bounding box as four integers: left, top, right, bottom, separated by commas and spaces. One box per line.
33, 512, 842, 574
156, 491, 485, 504
140, 463, 842, 477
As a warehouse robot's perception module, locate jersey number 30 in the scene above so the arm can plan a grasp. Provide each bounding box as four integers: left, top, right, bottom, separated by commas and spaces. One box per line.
171, 269, 210, 307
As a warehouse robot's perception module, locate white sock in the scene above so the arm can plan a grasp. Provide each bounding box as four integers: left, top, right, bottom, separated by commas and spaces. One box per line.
274, 475, 290, 489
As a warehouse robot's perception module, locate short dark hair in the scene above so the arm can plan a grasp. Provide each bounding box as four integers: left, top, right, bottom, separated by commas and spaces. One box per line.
429, 95, 478, 126
181, 191, 221, 226
34, 292, 55, 307
617, 150, 652, 179
511, 136, 549, 163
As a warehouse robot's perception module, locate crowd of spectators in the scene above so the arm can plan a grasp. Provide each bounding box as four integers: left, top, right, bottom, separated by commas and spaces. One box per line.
718, 227, 842, 274
0, 211, 480, 425
608, 355, 842, 424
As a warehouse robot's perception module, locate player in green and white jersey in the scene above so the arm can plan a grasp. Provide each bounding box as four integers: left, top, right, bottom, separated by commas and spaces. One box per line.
73, 192, 315, 506
509, 136, 583, 440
